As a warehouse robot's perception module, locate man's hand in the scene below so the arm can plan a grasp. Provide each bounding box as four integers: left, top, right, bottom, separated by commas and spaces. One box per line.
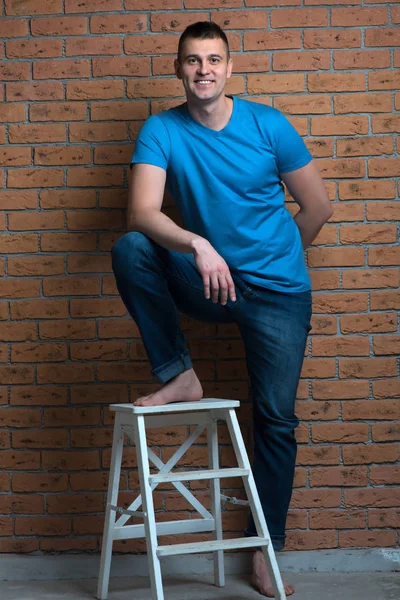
191, 239, 236, 305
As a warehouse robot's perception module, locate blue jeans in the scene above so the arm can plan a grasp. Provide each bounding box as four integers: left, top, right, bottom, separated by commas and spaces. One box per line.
112, 232, 312, 551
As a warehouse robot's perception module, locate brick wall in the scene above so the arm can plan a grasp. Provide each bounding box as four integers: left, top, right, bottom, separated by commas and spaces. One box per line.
0, 0, 399, 554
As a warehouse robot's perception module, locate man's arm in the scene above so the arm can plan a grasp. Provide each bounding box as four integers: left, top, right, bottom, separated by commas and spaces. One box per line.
280, 160, 333, 250
127, 163, 236, 304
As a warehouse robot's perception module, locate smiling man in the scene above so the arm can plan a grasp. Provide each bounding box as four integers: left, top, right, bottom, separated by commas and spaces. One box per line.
112, 21, 333, 597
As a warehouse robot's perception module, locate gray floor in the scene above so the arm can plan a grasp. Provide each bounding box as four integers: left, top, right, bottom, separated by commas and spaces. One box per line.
1, 573, 400, 599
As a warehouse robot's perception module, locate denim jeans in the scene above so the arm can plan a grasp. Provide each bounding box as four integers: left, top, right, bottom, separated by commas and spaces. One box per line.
112, 232, 312, 551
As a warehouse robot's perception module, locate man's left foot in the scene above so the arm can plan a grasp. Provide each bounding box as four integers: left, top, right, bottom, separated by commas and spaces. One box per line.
252, 549, 295, 597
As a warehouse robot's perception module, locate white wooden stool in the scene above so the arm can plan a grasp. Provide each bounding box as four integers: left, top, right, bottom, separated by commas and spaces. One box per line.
97, 398, 286, 600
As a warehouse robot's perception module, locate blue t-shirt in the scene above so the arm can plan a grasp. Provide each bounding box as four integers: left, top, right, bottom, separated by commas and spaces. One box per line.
131, 96, 312, 292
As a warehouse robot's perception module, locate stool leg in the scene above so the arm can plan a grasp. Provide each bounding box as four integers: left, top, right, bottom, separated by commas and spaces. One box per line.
225, 409, 287, 600
133, 415, 164, 600
97, 413, 124, 600
207, 415, 224, 587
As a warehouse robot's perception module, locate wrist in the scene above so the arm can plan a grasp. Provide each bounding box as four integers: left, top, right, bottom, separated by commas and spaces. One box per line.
190, 236, 209, 256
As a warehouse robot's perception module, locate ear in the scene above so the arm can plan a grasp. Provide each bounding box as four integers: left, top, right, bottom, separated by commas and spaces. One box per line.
226, 57, 233, 79
174, 59, 182, 80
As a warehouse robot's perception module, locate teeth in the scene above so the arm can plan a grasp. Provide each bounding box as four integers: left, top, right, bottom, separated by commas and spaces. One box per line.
196, 81, 212, 84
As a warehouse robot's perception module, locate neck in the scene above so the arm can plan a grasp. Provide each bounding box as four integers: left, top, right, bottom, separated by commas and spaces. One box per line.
186, 94, 233, 131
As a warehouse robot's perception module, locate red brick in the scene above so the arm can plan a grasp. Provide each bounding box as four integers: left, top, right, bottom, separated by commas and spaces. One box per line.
71, 383, 128, 404
370, 466, 400, 486
0, 190, 38, 210
309, 270, 340, 291
369, 509, 400, 529
343, 400, 400, 421
41, 232, 96, 252
308, 247, 364, 268
39, 319, 96, 340
373, 335, 400, 355
335, 93, 391, 114
30, 102, 86, 122
35, 145, 90, 166
5, 0, 62, 15
70, 298, 126, 318
0, 451, 40, 470
333, 50, 390, 70
70, 341, 127, 361
66, 80, 124, 100
339, 180, 395, 200
310, 509, 366, 530
365, 28, 400, 47
8, 211, 64, 231
8, 168, 63, 188
91, 14, 146, 34
11, 342, 68, 363
9, 123, 66, 143
98, 319, 139, 339
0, 493, 44, 514
6, 81, 64, 102
0, 62, 30, 81
124, 34, 179, 55
0, 474, 10, 491
69, 122, 127, 142
38, 364, 94, 384
311, 116, 368, 136
308, 72, 365, 92
0, 540, 38, 553
67, 254, 111, 273
40, 189, 96, 209
70, 428, 113, 448
290, 489, 341, 509
6, 39, 62, 58
94, 145, 132, 165
12, 429, 68, 448
43, 276, 100, 297
345, 488, 400, 509
213, 10, 268, 29
10, 386, 67, 406
91, 101, 147, 121
339, 357, 397, 379
231, 53, 271, 74
31, 16, 88, 36
370, 291, 400, 311
150, 12, 208, 32
0, 365, 34, 384
310, 466, 367, 487
10, 299, 68, 320
373, 380, 400, 400
343, 443, 399, 465
340, 224, 397, 244
127, 78, 183, 99
312, 423, 368, 443
297, 445, 339, 466
65, 0, 122, 11
313, 292, 367, 314
300, 358, 335, 378
244, 31, 301, 51
369, 158, 400, 178
369, 70, 400, 90
367, 202, 400, 221
337, 136, 393, 157
97, 361, 152, 382
341, 313, 397, 335
15, 516, 71, 536
0, 147, 31, 166
372, 114, 400, 134
33, 59, 90, 80
274, 51, 330, 71
46, 493, 104, 513
0, 19, 29, 37
92, 57, 149, 77
274, 95, 330, 115
0, 408, 41, 427
0, 103, 25, 122
305, 30, 360, 49
0, 322, 36, 342
42, 450, 100, 471
331, 7, 388, 26
67, 167, 123, 187
339, 530, 396, 548
286, 530, 337, 551
312, 336, 369, 357
347, 267, 399, 288
66, 36, 122, 56
126, 0, 180, 6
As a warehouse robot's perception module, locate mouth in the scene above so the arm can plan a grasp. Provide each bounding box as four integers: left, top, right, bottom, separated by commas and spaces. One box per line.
194, 80, 214, 86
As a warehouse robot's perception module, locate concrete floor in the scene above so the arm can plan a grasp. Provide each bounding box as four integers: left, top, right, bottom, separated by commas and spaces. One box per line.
1, 573, 400, 599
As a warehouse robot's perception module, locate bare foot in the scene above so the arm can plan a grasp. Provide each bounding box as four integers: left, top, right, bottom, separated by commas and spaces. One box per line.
252, 550, 294, 597
133, 369, 203, 407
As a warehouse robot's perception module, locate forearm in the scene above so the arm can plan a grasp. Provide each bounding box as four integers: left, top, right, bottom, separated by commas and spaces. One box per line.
129, 209, 207, 254
294, 208, 331, 250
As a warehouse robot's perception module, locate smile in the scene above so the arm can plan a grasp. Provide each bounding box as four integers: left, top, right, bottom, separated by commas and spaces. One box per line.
195, 80, 214, 85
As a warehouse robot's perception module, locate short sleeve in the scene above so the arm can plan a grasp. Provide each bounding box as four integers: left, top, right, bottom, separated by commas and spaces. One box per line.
273, 111, 312, 174
130, 115, 171, 170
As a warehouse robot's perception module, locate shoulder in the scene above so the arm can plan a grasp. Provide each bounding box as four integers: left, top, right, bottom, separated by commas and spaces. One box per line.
237, 97, 282, 122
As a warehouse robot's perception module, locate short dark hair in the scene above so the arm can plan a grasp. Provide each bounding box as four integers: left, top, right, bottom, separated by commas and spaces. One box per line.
177, 21, 230, 61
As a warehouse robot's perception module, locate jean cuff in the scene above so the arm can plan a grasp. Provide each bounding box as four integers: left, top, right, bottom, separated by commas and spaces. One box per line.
152, 350, 193, 384
244, 528, 285, 552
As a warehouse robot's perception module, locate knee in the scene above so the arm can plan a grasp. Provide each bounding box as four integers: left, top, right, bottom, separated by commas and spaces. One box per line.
111, 232, 153, 271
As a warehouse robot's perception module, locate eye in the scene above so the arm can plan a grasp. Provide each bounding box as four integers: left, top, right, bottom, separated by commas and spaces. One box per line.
210, 57, 220, 64
187, 58, 197, 65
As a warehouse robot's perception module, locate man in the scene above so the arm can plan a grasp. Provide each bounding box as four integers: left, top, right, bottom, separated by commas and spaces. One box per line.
112, 21, 333, 597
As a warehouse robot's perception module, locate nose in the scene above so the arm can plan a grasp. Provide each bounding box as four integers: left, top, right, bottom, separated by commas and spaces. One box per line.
197, 60, 209, 75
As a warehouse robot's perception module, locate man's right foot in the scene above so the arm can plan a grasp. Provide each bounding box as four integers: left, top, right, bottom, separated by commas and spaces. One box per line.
133, 368, 203, 407
252, 550, 295, 597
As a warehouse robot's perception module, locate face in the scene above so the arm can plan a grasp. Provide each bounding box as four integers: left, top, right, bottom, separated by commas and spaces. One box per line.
175, 37, 233, 105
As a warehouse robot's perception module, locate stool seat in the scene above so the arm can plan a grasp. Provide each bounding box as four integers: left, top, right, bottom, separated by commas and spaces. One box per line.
98, 398, 287, 600
110, 398, 240, 415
